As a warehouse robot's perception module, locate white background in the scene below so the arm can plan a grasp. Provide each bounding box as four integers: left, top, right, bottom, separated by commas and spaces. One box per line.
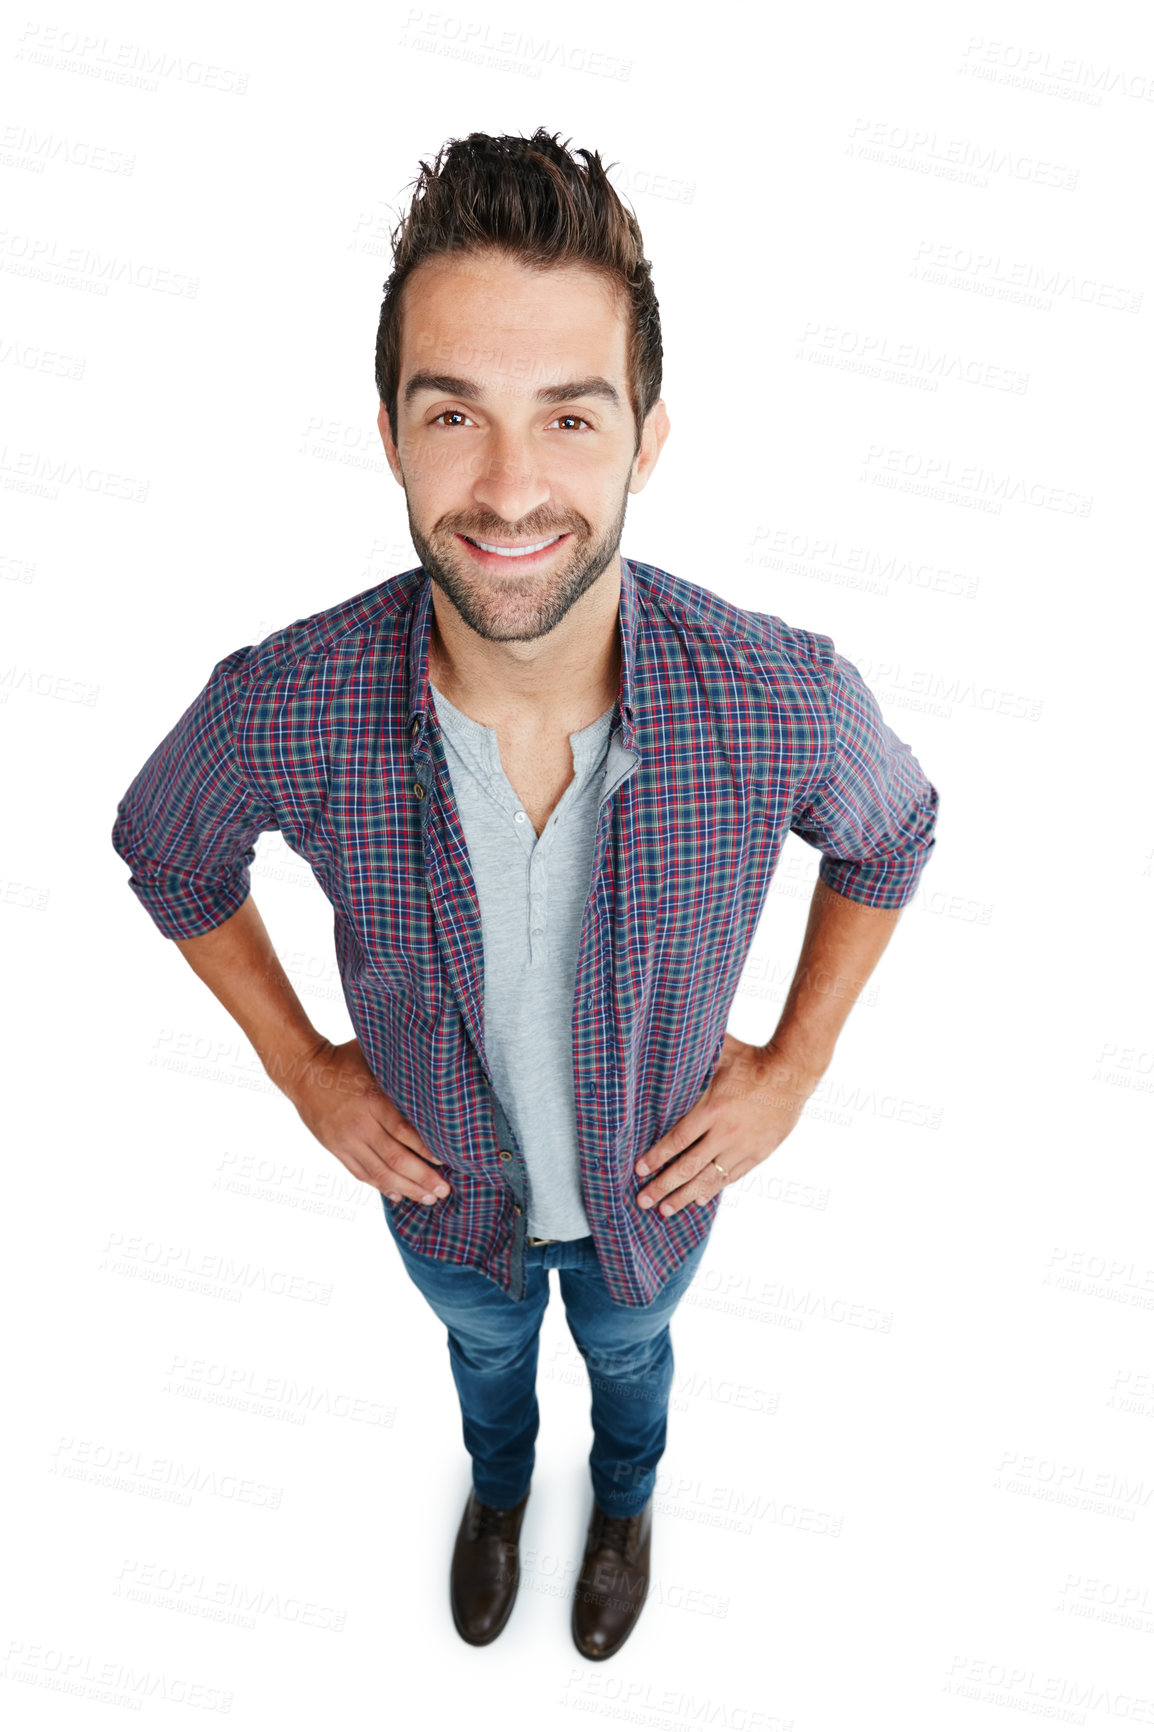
3, 1, 1153, 1727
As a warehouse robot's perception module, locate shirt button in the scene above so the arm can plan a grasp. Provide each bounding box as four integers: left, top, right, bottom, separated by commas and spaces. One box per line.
412, 782, 425, 799
498, 1149, 513, 1161
410, 720, 419, 737
513, 1204, 522, 1216
514, 811, 527, 824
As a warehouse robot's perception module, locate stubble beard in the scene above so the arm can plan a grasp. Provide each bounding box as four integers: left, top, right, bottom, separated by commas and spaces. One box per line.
404, 477, 631, 644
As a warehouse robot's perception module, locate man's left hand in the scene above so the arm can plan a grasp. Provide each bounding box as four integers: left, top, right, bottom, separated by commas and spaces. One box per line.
633, 1033, 821, 1217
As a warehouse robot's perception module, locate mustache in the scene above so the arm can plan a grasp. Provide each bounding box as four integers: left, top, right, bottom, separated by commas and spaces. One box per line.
440, 517, 584, 541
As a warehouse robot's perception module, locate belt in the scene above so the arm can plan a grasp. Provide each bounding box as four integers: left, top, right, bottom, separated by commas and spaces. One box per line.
527, 1235, 553, 1246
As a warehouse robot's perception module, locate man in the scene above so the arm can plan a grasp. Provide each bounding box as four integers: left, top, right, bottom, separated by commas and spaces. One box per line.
111, 129, 938, 1660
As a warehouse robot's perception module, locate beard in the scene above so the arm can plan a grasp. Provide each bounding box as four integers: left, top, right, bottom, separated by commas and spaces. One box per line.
403, 476, 631, 643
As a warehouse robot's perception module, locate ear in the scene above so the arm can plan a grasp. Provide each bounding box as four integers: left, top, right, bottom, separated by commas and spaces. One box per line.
629, 399, 671, 495
377, 401, 404, 487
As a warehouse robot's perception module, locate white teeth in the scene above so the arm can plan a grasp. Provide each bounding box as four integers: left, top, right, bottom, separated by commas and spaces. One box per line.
470, 535, 562, 557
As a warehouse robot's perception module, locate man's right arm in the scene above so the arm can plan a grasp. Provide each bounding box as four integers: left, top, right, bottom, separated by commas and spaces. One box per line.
112, 646, 451, 1210
174, 896, 453, 1208
173, 893, 326, 1100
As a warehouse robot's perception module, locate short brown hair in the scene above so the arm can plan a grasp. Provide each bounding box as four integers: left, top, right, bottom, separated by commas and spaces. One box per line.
375, 128, 662, 455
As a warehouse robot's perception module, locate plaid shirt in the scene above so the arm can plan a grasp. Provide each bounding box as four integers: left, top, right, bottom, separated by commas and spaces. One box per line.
112, 557, 938, 1306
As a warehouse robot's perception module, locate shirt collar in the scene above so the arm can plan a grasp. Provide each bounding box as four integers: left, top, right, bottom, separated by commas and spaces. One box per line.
406, 555, 638, 750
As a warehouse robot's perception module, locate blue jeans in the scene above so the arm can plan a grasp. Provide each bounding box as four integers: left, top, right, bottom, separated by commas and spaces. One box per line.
383, 1207, 711, 1517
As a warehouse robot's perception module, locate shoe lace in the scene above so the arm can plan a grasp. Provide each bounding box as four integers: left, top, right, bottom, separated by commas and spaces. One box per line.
475, 1499, 516, 1542
594, 1510, 638, 1561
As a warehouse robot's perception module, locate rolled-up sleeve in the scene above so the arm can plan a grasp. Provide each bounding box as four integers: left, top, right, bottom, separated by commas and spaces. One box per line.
791, 644, 939, 910
111, 646, 280, 939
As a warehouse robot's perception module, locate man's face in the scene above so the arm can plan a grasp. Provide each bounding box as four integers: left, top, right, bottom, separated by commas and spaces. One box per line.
378, 250, 667, 643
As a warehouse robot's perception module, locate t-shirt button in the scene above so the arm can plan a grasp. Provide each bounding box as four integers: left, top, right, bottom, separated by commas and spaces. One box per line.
514, 811, 527, 824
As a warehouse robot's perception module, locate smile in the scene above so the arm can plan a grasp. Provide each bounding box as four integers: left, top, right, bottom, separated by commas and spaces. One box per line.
460, 534, 567, 559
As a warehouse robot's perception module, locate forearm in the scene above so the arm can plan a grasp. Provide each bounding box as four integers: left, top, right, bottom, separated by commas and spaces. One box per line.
764, 878, 902, 1081
173, 894, 326, 1098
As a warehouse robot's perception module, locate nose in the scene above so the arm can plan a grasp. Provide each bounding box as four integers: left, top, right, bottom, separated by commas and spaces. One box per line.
468, 431, 551, 528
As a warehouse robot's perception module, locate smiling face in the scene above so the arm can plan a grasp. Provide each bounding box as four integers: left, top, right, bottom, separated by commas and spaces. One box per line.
378, 249, 668, 643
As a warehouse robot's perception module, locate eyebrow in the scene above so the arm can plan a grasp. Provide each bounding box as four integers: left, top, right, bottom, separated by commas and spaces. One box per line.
403, 371, 622, 410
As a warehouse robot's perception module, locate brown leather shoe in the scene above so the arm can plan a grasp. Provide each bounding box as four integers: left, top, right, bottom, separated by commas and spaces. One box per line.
449, 1486, 531, 1645
571, 1497, 653, 1660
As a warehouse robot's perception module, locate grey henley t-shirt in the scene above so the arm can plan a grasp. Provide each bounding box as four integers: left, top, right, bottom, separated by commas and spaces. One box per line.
429, 679, 615, 1241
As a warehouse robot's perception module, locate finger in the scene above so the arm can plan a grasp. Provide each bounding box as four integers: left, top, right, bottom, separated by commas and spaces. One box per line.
353, 1148, 437, 1205
331, 1145, 405, 1206
344, 1104, 449, 1189
370, 1099, 443, 1166
361, 1136, 453, 1205
654, 1154, 757, 1218
687, 1154, 755, 1208
635, 1106, 712, 1178
331, 1146, 374, 1188
636, 1143, 719, 1211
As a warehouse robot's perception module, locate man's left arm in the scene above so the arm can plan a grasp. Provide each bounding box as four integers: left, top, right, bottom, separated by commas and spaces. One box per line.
634, 644, 939, 1217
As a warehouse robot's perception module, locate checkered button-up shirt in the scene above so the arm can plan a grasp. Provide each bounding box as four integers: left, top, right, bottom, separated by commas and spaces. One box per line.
112, 558, 939, 1305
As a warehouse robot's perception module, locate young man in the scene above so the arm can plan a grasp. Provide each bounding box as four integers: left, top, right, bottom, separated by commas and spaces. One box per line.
112, 129, 939, 1659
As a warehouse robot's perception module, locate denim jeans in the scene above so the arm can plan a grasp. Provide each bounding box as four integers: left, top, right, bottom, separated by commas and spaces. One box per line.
383, 1205, 712, 1517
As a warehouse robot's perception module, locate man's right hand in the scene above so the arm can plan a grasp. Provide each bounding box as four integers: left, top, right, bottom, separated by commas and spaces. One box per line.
285, 1036, 451, 1206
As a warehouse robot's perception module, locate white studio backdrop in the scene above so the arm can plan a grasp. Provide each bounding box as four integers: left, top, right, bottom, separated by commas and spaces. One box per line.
3, 1, 1152, 1727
